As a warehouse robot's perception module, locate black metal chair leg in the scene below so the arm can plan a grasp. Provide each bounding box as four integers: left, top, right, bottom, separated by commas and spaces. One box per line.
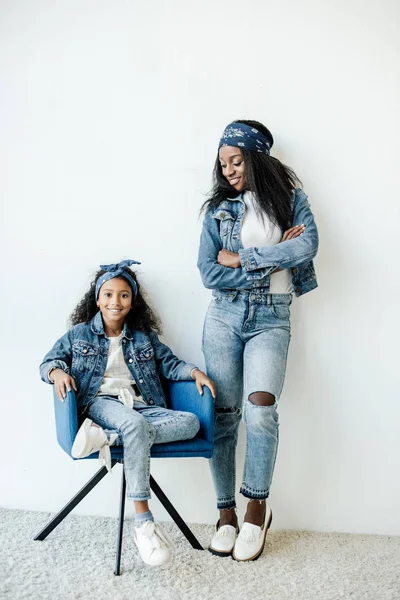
34, 461, 117, 541
114, 467, 126, 576
150, 475, 203, 550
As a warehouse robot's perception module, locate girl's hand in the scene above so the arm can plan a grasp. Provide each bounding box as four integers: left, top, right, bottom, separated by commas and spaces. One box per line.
217, 249, 241, 268
281, 224, 305, 241
192, 369, 217, 399
50, 368, 78, 402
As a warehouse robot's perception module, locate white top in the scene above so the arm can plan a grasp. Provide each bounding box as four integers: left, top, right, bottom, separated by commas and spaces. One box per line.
97, 333, 145, 406
241, 191, 293, 294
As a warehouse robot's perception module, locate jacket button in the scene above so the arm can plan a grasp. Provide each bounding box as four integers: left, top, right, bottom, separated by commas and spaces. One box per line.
122, 339, 126, 344
83, 348, 88, 354
220, 212, 225, 218
139, 379, 143, 384
128, 358, 133, 363
293, 268, 297, 274
149, 400, 154, 405
145, 353, 150, 358
295, 288, 302, 294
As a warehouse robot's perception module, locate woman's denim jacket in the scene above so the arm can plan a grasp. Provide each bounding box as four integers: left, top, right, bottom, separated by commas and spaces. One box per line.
197, 188, 318, 297
39, 311, 196, 413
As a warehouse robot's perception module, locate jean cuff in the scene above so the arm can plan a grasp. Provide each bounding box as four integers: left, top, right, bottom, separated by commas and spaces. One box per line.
240, 486, 269, 500
217, 498, 236, 510
127, 491, 151, 501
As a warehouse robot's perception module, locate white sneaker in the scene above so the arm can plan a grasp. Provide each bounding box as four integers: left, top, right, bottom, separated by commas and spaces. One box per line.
134, 521, 171, 566
209, 520, 239, 557
71, 418, 118, 472
233, 504, 272, 562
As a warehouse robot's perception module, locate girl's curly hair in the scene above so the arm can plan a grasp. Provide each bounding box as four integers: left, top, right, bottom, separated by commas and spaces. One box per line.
69, 268, 162, 334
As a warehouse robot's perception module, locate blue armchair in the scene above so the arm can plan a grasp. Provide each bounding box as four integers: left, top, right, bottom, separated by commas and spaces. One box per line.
34, 381, 214, 574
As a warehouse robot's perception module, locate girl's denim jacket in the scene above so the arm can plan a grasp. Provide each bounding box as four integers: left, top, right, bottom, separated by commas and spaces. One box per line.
197, 188, 318, 297
40, 311, 197, 413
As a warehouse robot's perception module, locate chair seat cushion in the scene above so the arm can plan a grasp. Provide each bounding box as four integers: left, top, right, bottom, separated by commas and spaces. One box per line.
69, 436, 213, 461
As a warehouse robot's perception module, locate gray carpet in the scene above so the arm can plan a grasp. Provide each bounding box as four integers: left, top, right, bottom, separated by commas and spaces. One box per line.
0, 508, 399, 600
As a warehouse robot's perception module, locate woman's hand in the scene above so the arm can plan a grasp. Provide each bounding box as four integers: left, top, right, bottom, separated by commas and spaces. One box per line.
281, 224, 305, 241
274, 225, 306, 272
192, 369, 217, 399
217, 227, 304, 272
50, 368, 78, 402
217, 227, 305, 269
217, 249, 241, 268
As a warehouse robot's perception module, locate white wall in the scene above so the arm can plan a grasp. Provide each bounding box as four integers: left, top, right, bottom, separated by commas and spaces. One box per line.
1, 0, 399, 535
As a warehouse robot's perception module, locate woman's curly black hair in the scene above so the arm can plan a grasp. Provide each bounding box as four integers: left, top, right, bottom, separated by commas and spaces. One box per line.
69, 267, 162, 334
201, 119, 301, 232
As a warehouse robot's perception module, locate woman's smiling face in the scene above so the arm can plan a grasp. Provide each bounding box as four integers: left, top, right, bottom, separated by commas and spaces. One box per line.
219, 146, 246, 192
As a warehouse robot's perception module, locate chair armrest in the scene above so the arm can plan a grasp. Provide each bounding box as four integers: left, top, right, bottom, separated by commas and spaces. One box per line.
165, 381, 214, 445
53, 387, 79, 456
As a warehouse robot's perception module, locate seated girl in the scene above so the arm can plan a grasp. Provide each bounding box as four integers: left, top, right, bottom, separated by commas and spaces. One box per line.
40, 259, 216, 567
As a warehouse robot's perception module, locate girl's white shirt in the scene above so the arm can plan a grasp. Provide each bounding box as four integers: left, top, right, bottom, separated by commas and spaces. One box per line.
97, 332, 145, 406
241, 191, 293, 294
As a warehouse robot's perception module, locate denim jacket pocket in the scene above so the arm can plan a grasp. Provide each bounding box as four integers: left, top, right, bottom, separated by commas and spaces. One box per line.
134, 343, 158, 386
213, 209, 236, 239
72, 341, 99, 373
135, 343, 155, 362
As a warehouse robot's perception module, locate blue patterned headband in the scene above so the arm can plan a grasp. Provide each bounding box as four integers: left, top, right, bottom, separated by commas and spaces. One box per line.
218, 122, 271, 155
95, 259, 141, 299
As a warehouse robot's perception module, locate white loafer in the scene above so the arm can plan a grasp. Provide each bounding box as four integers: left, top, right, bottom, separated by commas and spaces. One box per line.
209, 520, 239, 557
233, 503, 272, 562
71, 418, 118, 472
134, 521, 171, 566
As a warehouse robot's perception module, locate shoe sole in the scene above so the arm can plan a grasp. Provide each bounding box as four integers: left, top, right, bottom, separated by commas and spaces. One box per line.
208, 546, 234, 557
232, 510, 273, 562
71, 418, 93, 458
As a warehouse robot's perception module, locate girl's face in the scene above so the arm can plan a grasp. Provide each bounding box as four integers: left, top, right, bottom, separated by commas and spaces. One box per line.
219, 146, 246, 192
96, 277, 133, 329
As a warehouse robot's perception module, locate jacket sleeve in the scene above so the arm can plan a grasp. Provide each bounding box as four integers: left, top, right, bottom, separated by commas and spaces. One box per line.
238, 190, 319, 277
39, 330, 73, 384
150, 332, 197, 381
197, 209, 255, 289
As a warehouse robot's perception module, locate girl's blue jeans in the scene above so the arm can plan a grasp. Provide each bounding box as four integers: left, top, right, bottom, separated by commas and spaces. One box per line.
203, 290, 291, 509
87, 396, 200, 501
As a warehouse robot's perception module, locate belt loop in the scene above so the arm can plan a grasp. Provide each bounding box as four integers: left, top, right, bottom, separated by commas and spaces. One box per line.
267, 294, 272, 306
228, 290, 239, 302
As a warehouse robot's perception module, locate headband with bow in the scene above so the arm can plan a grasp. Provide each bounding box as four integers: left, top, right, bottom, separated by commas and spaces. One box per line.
95, 259, 141, 299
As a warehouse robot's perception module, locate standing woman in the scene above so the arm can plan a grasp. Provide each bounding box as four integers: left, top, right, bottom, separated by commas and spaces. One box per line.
198, 120, 319, 561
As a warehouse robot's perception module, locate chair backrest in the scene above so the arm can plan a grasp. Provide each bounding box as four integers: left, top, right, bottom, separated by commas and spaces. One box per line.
165, 380, 214, 444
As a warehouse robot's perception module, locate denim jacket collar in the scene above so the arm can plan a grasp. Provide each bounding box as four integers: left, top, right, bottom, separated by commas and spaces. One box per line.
90, 311, 133, 340
223, 189, 295, 205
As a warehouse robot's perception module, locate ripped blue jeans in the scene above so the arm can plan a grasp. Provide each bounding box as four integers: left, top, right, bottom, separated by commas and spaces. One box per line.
203, 290, 291, 509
